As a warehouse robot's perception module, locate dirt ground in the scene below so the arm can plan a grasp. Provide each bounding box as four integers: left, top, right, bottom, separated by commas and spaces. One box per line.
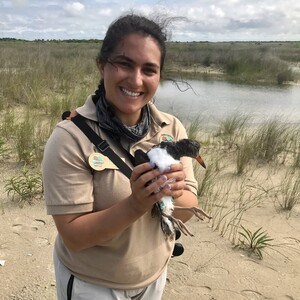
1, 161, 300, 300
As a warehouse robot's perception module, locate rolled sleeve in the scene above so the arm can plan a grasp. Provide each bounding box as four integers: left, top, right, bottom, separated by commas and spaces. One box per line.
42, 124, 94, 215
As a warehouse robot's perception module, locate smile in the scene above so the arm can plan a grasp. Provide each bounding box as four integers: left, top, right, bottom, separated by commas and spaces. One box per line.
120, 87, 143, 97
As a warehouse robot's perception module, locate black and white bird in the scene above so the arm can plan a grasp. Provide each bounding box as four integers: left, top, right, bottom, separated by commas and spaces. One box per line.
135, 138, 211, 237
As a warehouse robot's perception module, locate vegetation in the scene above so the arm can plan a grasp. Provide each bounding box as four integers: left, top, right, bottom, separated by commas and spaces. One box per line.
191, 112, 299, 257
165, 41, 300, 84
237, 226, 274, 259
0, 40, 299, 260
0, 138, 10, 160
4, 167, 43, 205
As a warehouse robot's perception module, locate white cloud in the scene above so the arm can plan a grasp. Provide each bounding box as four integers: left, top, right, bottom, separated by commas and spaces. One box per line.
97, 8, 112, 16
210, 5, 225, 18
64, 2, 85, 15
12, 0, 28, 7
0, 0, 300, 41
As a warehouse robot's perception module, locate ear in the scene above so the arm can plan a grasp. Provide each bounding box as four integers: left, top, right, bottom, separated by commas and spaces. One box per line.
97, 61, 105, 77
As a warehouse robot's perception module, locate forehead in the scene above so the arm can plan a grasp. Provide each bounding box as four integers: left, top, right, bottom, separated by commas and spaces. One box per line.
112, 33, 161, 66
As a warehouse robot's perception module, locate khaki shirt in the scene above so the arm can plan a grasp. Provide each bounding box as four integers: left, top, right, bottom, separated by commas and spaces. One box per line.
42, 95, 198, 289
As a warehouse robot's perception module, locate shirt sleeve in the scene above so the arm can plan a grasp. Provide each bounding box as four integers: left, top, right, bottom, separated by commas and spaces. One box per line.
42, 124, 94, 215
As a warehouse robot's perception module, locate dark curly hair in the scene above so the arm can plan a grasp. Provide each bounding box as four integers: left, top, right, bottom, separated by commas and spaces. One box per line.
97, 13, 168, 71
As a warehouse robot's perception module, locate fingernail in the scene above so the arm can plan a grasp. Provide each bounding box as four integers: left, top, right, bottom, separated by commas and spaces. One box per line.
165, 166, 171, 172
164, 184, 171, 190
161, 175, 168, 182
149, 162, 156, 168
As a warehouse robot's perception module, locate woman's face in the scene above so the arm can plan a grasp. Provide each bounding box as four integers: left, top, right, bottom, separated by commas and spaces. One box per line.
99, 33, 161, 126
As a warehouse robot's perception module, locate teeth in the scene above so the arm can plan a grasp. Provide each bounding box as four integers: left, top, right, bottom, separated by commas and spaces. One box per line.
121, 87, 141, 97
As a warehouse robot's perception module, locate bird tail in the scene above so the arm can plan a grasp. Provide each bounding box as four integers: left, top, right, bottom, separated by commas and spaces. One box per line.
151, 204, 174, 236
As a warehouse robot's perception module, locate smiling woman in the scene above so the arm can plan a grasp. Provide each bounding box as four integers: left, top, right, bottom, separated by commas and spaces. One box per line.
99, 33, 161, 126
42, 13, 208, 300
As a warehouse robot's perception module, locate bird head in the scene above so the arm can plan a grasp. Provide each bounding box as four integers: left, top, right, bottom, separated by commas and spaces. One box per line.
151, 138, 206, 169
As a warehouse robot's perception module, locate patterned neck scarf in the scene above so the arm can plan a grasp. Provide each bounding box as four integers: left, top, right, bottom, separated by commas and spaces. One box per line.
94, 84, 151, 142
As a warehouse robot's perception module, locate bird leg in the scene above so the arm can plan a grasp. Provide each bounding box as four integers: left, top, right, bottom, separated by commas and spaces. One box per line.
161, 212, 195, 237
173, 206, 212, 221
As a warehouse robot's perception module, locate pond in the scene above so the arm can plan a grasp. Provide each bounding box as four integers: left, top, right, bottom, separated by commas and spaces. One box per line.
155, 79, 300, 127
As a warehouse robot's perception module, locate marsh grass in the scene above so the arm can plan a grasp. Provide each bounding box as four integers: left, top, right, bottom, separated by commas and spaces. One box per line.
195, 159, 220, 201
290, 129, 300, 169
185, 116, 204, 141
236, 134, 255, 175
215, 113, 251, 149
13, 111, 51, 165
0, 109, 16, 140
0, 42, 99, 109
192, 113, 299, 252
292, 144, 300, 169
0, 138, 10, 160
251, 118, 290, 163
209, 179, 263, 244
166, 41, 298, 84
1, 41, 300, 258
274, 170, 300, 211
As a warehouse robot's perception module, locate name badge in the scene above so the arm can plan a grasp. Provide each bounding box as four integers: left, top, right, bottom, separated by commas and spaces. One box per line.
88, 153, 125, 171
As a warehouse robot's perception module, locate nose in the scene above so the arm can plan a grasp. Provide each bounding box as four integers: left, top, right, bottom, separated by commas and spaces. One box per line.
129, 68, 143, 87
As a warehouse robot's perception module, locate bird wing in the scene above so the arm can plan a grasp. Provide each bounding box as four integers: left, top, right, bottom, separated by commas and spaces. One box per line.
134, 149, 150, 166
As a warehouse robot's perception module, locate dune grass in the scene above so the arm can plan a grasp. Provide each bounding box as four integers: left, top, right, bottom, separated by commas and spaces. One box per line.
165, 41, 299, 84
215, 113, 251, 149
1, 41, 299, 259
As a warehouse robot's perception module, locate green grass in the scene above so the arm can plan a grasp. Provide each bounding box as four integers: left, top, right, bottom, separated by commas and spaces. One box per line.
0, 41, 299, 260
4, 166, 43, 205
0, 137, 10, 160
215, 113, 251, 149
251, 118, 291, 163
237, 225, 274, 259
274, 170, 300, 211
165, 41, 299, 84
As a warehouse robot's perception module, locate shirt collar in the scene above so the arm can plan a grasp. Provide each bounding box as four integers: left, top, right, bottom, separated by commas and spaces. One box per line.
76, 95, 98, 122
148, 102, 171, 127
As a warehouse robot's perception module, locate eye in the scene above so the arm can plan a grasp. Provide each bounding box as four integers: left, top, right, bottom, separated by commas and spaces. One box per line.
116, 60, 132, 68
143, 67, 158, 75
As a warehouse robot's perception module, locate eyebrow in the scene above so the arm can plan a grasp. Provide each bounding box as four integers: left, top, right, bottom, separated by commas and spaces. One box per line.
111, 54, 160, 69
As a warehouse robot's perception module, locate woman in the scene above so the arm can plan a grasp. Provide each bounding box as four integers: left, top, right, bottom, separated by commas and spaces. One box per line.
43, 13, 199, 300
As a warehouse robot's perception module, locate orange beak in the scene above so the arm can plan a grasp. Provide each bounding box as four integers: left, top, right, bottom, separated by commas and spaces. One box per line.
196, 154, 206, 169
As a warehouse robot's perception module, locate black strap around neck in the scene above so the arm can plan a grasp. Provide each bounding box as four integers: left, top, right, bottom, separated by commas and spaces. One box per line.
71, 114, 133, 179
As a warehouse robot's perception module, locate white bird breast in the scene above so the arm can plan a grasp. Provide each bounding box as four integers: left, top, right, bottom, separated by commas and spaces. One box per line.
147, 148, 180, 173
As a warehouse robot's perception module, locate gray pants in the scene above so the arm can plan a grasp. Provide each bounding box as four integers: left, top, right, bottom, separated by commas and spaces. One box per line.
54, 251, 167, 300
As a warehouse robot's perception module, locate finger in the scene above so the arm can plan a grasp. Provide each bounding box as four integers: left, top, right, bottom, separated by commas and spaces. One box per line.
145, 175, 168, 196
168, 163, 183, 172
131, 162, 156, 182
162, 180, 185, 195
165, 171, 186, 183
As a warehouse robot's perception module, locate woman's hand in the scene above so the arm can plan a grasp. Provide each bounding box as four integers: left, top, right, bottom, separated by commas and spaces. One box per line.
129, 162, 187, 212
162, 163, 186, 199
130, 162, 172, 213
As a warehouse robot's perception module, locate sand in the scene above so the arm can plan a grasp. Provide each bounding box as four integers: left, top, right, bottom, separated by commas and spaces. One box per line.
1, 161, 300, 300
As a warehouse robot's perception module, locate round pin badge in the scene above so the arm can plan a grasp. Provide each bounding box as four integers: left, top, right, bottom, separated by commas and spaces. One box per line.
89, 153, 105, 171
160, 134, 173, 143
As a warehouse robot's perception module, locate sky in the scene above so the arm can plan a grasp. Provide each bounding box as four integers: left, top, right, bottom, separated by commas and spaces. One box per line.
0, 0, 300, 42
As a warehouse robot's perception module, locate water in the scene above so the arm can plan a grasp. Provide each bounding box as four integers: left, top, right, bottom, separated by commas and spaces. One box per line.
155, 80, 300, 127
